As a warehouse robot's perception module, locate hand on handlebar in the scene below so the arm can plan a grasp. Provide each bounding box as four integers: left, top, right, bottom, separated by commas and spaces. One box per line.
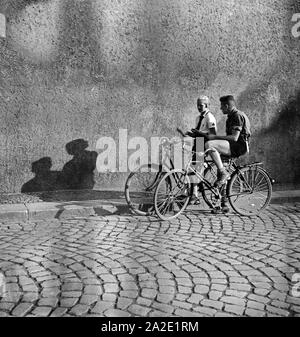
191, 129, 208, 137
177, 127, 208, 139
177, 127, 200, 138
186, 131, 196, 138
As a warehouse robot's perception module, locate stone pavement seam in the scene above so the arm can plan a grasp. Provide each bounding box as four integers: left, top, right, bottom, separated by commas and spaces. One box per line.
0, 189, 299, 222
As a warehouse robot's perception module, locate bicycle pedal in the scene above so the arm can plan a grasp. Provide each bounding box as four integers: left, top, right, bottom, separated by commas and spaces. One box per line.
189, 196, 201, 205
211, 207, 230, 214
221, 205, 230, 213
212, 204, 229, 214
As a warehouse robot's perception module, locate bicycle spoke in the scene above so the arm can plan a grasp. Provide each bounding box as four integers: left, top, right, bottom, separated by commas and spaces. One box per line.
125, 164, 162, 216
228, 166, 272, 216
160, 201, 172, 216
239, 171, 253, 191
253, 181, 269, 191
254, 172, 265, 189
160, 196, 176, 216
156, 197, 168, 211
254, 180, 268, 188
154, 170, 190, 220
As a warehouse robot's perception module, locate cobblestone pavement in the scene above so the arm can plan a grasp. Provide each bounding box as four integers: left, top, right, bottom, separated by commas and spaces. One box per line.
0, 203, 299, 317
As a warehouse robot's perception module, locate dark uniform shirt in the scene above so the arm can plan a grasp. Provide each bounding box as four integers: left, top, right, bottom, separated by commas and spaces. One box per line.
226, 108, 251, 157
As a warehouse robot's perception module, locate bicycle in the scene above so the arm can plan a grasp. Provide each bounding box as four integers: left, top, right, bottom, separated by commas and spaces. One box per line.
124, 135, 219, 216
154, 143, 274, 221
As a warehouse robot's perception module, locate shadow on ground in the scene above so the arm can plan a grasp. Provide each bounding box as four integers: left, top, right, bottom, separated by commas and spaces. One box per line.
53, 203, 132, 219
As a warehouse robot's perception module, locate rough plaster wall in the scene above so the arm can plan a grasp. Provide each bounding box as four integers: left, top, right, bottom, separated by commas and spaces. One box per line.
0, 0, 299, 192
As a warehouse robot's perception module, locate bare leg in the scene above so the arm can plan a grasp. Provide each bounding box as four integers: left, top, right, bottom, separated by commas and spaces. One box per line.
205, 140, 231, 168
205, 140, 231, 186
207, 148, 223, 170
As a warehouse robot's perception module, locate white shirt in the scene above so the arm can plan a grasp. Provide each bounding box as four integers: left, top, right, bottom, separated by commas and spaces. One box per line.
195, 110, 217, 133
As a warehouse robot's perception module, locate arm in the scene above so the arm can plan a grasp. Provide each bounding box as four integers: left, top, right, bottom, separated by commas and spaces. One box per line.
191, 127, 216, 137
208, 130, 240, 142
207, 114, 217, 136
191, 129, 207, 137
177, 129, 200, 138
208, 113, 242, 142
176, 128, 196, 138
208, 127, 216, 135
191, 113, 217, 137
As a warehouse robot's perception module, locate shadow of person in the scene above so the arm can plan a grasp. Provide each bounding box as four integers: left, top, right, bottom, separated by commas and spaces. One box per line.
21, 157, 60, 193
59, 139, 98, 190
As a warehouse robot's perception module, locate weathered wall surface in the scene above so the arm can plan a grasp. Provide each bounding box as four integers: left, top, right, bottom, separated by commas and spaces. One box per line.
0, 0, 299, 192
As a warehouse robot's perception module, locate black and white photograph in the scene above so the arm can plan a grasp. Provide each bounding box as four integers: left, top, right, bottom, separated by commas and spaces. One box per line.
0, 0, 299, 325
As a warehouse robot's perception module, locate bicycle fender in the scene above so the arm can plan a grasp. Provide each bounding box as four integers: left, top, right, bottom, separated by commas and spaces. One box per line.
233, 164, 275, 185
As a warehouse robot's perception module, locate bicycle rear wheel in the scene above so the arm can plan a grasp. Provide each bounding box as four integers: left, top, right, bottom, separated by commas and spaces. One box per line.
227, 165, 272, 216
125, 164, 162, 216
154, 169, 191, 221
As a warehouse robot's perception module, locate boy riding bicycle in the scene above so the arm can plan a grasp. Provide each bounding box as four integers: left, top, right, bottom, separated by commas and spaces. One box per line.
205, 95, 251, 212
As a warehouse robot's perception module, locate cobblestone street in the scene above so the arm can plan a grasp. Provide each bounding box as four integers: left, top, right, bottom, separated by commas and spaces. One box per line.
0, 203, 299, 317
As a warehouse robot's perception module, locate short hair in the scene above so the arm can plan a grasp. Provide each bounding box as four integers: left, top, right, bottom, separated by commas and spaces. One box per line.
198, 95, 209, 105
220, 95, 235, 104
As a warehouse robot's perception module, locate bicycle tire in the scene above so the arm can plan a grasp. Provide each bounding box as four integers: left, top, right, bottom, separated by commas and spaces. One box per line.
201, 163, 218, 209
125, 164, 163, 216
227, 165, 272, 216
154, 169, 191, 221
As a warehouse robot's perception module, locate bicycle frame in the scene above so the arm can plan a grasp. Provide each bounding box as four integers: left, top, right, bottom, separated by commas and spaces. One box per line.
178, 147, 223, 200
144, 141, 177, 192
182, 149, 266, 200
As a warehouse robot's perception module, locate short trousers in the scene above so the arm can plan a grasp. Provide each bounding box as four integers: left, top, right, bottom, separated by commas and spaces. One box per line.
229, 141, 248, 158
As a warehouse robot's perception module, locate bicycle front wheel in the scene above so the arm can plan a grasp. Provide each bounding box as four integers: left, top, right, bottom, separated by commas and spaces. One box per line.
201, 163, 218, 209
125, 164, 162, 216
154, 169, 191, 221
227, 165, 272, 216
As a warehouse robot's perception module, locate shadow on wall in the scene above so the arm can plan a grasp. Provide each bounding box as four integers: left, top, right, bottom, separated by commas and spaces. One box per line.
1, 0, 50, 15
57, 0, 101, 69
3, 0, 103, 80
253, 91, 300, 186
21, 139, 98, 193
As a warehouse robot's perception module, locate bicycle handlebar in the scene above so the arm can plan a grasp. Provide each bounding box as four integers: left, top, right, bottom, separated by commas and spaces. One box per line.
159, 128, 214, 157
159, 137, 183, 146
176, 127, 186, 137
161, 140, 212, 157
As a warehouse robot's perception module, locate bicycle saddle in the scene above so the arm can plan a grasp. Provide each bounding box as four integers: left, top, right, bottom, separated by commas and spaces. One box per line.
220, 154, 236, 162
220, 152, 248, 161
